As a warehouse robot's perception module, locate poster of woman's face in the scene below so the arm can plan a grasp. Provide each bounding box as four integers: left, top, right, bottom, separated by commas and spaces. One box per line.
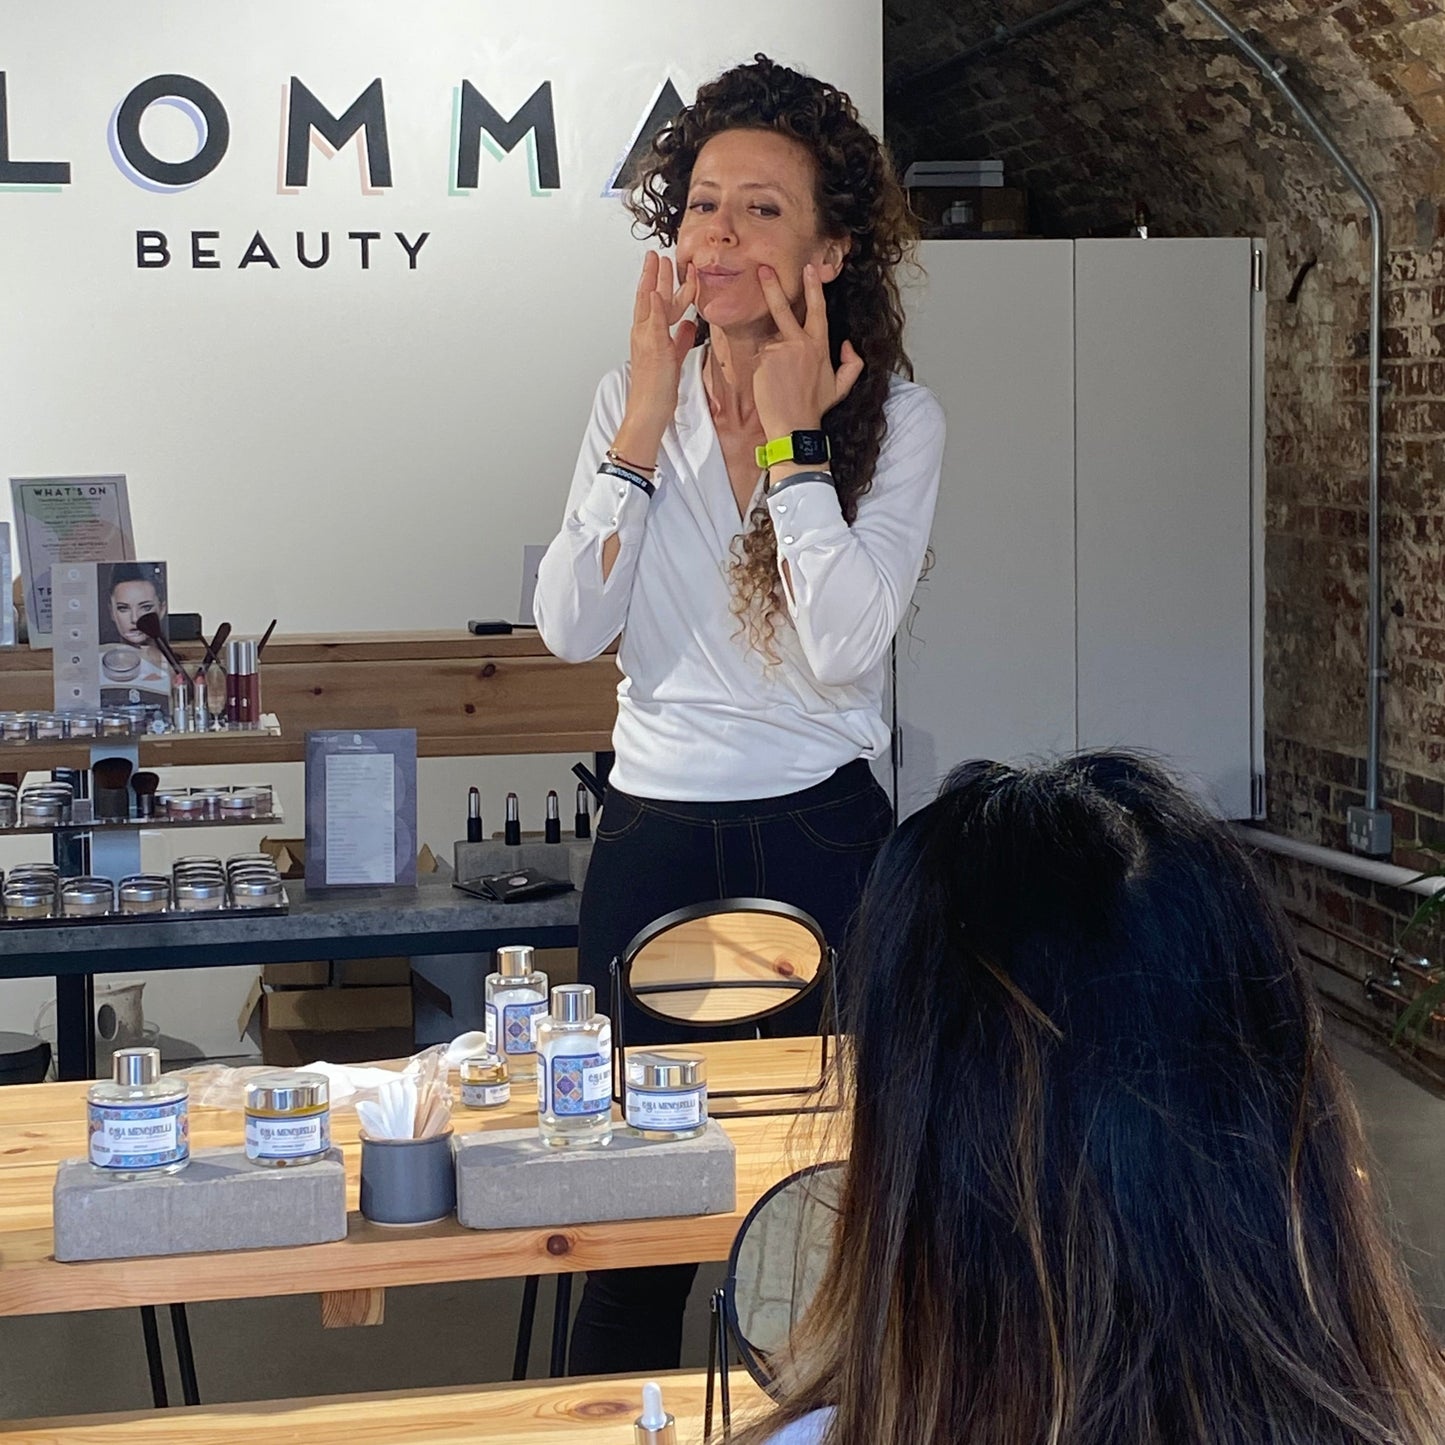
51, 560, 171, 716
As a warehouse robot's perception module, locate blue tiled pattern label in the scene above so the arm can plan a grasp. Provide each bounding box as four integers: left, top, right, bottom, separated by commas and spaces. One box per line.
502, 1001, 547, 1056
546, 1053, 611, 1117
88, 1099, 189, 1170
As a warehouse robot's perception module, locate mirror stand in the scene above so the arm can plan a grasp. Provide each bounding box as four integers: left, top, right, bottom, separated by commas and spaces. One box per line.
704, 1287, 734, 1444
609, 957, 844, 1120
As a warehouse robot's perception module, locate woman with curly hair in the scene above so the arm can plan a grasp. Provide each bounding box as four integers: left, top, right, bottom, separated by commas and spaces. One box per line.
533, 53, 945, 1374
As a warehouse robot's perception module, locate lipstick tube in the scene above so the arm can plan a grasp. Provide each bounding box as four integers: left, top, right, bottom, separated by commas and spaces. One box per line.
545, 790, 561, 844
170, 672, 192, 732
504, 792, 521, 846
226, 639, 260, 729
574, 784, 591, 840
467, 786, 482, 843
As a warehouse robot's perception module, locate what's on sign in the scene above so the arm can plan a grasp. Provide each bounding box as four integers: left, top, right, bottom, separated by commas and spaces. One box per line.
0, 70, 687, 271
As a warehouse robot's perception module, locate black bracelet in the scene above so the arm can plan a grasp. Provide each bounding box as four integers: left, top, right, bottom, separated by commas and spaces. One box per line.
599, 461, 655, 497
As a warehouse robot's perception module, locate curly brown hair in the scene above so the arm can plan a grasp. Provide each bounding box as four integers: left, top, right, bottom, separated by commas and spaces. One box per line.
626, 54, 918, 660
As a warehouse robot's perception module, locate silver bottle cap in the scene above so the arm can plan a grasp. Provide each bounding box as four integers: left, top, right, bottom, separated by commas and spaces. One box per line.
113, 1046, 162, 1087
245, 1071, 328, 1114
496, 944, 535, 978
626, 1051, 706, 1090
226, 638, 258, 673
551, 983, 595, 1024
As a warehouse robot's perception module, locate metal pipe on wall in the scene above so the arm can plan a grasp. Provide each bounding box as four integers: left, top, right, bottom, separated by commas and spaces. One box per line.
1185, 0, 1388, 826
1234, 825, 1442, 898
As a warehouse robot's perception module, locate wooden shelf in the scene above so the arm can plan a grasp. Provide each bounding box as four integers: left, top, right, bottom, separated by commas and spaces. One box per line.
0, 632, 620, 765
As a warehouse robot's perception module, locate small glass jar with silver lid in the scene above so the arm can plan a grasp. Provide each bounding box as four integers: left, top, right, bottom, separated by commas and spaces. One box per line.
26, 712, 65, 741
244, 1072, 331, 1167
3, 877, 58, 920
624, 1051, 708, 1140
118, 875, 172, 915
173, 876, 227, 912
459, 1052, 511, 1109
230, 875, 285, 910
19, 790, 71, 826
0, 785, 17, 829
61, 877, 115, 918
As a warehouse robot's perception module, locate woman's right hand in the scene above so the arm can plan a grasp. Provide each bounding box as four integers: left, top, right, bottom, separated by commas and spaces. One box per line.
617, 252, 697, 450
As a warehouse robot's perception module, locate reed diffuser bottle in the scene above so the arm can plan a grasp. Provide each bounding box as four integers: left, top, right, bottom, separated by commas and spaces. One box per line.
484, 945, 548, 1083
536, 984, 612, 1147
87, 1046, 190, 1177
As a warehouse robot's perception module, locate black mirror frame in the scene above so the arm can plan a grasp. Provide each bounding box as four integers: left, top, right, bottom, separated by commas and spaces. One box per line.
705, 1160, 847, 1443
607, 897, 842, 1120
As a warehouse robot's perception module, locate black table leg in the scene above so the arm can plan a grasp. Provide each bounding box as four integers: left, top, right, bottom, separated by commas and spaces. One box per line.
170, 1304, 200, 1406
512, 1275, 539, 1380
54, 974, 95, 1081
138, 1306, 169, 1408
549, 1273, 573, 1378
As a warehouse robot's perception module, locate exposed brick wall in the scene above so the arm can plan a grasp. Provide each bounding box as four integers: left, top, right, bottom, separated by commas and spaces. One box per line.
883, 0, 1445, 1057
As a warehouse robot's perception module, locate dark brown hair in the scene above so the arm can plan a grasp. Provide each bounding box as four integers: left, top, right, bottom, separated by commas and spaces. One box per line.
627, 55, 917, 659
735, 752, 1445, 1445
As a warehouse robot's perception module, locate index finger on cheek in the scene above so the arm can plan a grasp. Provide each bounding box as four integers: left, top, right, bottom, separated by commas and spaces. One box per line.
757, 265, 801, 332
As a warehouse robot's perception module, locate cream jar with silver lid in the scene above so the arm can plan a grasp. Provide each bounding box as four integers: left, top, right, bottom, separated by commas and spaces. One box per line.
244, 1072, 331, 1167
624, 1052, 708, 1140
459, 1052, 511, 1109
174, 877, 227, 912
230, 876, 285, 910
19, 795, 69, 826
118, 875, 172, 915
61, 877, 115, 918
3, 878, 58, 920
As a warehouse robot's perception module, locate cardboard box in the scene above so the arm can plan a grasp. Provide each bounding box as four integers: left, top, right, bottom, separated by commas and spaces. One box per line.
258, 836, 306, 880
334, 956, 412, 987
262, 961, 331, 988
908, 185, 1028, 235
238, 979, 414, 1066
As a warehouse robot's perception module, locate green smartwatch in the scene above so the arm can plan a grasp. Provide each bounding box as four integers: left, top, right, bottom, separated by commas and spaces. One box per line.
755, 429, 830, 469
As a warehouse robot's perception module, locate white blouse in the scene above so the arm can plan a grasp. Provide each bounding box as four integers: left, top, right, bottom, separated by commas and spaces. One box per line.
534, 345, 945, 802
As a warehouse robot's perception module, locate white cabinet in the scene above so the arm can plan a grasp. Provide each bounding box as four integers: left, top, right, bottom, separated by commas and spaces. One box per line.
896, 237, 1264, 820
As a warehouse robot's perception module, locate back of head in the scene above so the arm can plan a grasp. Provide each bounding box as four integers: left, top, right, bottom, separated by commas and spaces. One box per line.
747, 751, 1445, 1445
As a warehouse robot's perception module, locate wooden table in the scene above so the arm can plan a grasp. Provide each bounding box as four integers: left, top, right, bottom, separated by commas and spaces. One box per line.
0, 1369, 769, 1443
0, 1039, 838, 1320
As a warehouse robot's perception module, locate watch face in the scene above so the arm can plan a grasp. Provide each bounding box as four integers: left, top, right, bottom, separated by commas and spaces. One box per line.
792, 430, 829, 464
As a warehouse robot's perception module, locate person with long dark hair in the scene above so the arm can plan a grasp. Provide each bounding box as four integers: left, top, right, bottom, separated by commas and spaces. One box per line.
534, 54, 944, 1374
738, 752, 1445, 1445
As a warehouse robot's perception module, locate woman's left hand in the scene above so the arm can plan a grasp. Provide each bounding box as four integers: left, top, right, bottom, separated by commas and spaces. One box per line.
752, 262, 865, 440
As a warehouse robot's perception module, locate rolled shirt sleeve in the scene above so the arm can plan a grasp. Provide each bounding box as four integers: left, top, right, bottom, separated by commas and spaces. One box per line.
533, 366, 652, 664
765, 384, 946, 686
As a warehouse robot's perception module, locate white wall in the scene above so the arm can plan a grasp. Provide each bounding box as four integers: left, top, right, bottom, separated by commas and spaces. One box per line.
0, 1, 883, 1063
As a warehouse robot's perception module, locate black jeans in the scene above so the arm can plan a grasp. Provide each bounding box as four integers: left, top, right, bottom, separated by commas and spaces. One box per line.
566, 758, 892, 1377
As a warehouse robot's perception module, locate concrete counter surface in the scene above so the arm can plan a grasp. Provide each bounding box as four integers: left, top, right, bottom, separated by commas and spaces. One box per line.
0, 870, 581, 975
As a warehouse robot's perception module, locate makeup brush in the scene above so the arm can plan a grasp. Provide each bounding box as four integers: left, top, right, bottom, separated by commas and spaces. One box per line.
130, 771, 160, 821
255, 618, 278, 657
135, 612, 190, 680
198, 621, 232, 673
92, 757, 134, 822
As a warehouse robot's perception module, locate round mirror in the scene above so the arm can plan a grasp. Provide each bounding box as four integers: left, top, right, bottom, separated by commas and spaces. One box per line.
725, 1161, 843, 1391
623, 898, 827, 1025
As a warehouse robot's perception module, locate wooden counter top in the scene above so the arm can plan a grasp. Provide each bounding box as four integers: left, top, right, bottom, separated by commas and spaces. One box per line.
0, 1369, 771, 1443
